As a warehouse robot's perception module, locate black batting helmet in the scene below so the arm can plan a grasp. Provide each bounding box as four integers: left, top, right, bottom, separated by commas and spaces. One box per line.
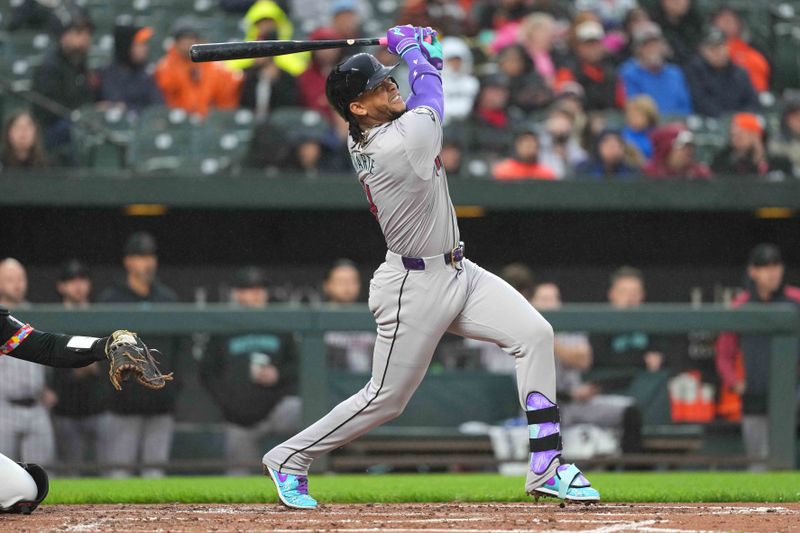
326, 53, 399, 119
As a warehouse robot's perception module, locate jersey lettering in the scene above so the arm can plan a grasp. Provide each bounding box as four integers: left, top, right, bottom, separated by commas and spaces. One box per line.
351, 152, 375, 174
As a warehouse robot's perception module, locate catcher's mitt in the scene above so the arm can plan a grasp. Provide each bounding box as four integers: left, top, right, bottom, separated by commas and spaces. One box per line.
105, 330, 173, 391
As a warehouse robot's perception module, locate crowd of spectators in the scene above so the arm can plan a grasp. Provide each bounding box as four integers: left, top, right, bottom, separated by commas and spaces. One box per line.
1, 0, 799, 180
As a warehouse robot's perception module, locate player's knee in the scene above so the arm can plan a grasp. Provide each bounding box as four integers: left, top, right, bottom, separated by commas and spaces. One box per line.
378, 392, 410, 421
519, 317, 553, 355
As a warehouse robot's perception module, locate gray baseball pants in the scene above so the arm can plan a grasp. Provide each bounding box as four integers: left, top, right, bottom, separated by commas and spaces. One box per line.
264, 254, 558, 488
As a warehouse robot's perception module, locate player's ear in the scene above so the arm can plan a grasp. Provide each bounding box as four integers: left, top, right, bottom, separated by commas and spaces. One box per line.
349, 101, 367, 118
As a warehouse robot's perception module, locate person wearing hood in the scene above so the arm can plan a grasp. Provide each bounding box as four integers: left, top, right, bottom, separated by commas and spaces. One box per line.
298, 28, 344, 123
644, 123, 711, 179
228, 1, 308, 76
683, 28, 759, 118
768, 100, 800, 175
497, 44, 553, 114
493, 127, 557, 181
619, 22, 692, 116
711, 113, 792, 180
575, 129, 639, 179
155, 17, 242, 117
441, 36, 480, 125
716, 244, 800, 471
647, 0, 704, 65
32, 6, 97, 158
97, 23, 163, 113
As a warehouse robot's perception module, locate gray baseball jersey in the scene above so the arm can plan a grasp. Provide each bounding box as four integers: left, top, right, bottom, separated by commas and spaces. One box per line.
347, 106, 459, 258
265, 106, 560, 494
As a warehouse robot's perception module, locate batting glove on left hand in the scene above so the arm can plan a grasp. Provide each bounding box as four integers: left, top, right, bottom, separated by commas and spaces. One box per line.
386, 25, 419, 57
416, 27, 443, 70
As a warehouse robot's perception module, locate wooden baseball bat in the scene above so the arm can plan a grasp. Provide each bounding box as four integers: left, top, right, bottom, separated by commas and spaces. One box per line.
190, 37, 388, 62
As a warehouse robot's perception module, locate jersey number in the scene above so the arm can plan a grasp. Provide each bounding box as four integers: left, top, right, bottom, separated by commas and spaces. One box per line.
361, 180, 378, 221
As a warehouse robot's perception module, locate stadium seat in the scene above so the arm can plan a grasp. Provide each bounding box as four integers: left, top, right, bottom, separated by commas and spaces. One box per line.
71, 104, 137, 168
0, 56, 35, 92
686, 114, 728, 165
268, 106, 326, 139
194, 109, 255, 174
128, 106, 202, 172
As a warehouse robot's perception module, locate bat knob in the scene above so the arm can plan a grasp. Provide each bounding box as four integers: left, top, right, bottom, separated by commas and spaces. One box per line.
378, 37, 388, 46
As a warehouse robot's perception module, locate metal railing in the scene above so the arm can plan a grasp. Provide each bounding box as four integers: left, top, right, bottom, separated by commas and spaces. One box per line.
14, 303, 800, 470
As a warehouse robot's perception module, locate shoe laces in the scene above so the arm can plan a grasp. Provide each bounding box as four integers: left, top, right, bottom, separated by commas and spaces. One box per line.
296, 476, 309, 495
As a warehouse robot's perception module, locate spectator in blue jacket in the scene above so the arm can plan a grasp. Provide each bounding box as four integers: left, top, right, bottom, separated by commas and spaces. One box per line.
619, 22, 692, 116
97, 22, 164, 113
682, 28, 759, 118
575, 129, 639, 180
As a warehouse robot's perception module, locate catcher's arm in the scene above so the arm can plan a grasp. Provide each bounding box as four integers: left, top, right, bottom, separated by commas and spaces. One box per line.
105, 330, 173, 391
1, 307, 106, 368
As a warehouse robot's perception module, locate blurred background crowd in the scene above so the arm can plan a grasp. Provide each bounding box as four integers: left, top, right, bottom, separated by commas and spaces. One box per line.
2, 0, 800, 179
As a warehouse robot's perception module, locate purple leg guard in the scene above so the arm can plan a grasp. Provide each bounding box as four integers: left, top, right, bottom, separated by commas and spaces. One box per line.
526, 392, 561, 475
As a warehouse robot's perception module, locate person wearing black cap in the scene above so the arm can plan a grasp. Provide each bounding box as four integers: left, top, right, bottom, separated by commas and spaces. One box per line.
50, 259, 107, 477
716, 244, 800, 470
31, 5, 96, 159
98, 232, 179, 478
56, 259, 91, 309
199, 266, 299, 475
682, 27, 759, 118
97, 21, 164, 113
98, 232, 177, 304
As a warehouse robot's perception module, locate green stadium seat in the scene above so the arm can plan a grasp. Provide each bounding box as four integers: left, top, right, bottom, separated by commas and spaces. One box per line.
268, 106, 326, 139
71, 104, 136, 168
128, 106, 202, 172
1, 30, 52, 63
686, 114, 728, 165
194, 109, 256, 174
0, 56, 35, 91
463, 154, 494, 180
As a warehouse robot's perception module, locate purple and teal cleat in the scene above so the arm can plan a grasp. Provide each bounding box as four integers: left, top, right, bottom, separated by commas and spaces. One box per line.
531, 464, 601, 503
524, 392, 600, 505
265, 467, 318, 510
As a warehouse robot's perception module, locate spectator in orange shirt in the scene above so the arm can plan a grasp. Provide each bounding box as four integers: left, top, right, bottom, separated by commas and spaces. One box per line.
711, 6, 770, 93
154, 18, 242, 117
493, 128, 557, 181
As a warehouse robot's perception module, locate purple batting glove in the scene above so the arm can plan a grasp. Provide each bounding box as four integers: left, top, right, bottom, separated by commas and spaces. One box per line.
386, 25, 419, 56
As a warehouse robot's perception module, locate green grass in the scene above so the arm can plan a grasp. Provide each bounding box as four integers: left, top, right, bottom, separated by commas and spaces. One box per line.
46, 472, 800, 504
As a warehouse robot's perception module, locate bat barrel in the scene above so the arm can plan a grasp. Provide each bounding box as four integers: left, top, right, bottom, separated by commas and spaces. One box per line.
191, 38, 383, 62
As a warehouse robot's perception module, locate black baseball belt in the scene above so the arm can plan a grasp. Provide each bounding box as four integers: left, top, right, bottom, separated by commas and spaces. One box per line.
401, 242, 465, 271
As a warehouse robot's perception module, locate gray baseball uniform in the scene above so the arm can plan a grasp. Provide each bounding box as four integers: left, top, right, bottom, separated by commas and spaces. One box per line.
264, 105, 559, 491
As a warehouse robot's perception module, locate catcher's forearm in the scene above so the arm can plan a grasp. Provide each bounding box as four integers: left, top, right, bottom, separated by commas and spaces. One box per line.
4, 328, 106, 368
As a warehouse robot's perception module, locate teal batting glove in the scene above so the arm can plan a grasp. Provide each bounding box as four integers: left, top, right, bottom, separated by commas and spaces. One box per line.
417, 27, 443, 70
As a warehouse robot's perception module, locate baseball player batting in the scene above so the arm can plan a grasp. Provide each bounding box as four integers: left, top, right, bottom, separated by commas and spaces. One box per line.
262, 25, 600, 509
0, 305, 170, 514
